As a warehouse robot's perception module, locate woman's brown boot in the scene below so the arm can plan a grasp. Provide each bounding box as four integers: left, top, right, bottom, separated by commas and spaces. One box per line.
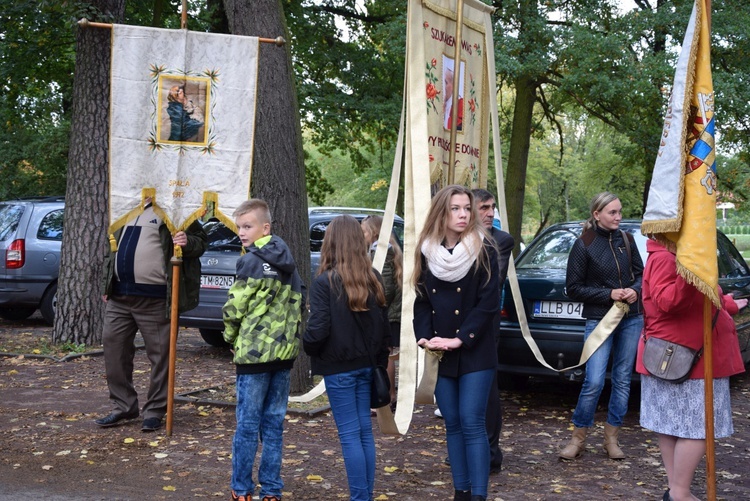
603, 423, 626, 459
559, 426, 587, 460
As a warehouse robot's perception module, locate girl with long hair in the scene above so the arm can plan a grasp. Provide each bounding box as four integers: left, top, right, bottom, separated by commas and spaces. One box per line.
412, 185, 500, 501
303, 215, 390, 501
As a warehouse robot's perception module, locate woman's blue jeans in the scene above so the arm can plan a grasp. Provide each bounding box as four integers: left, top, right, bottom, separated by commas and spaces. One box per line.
231, 369, 291, 498
572, 314, 643, 428
434, 368, 494, 497
324, 367, 376, 501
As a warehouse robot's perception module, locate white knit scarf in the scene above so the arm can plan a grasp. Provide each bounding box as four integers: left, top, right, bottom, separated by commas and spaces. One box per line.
421, 231, 483, 282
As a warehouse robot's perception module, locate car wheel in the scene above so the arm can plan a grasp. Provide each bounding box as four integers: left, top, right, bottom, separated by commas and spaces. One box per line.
40, 283, 58, 326
199, 328, 230, 348
0, 306, 36, 321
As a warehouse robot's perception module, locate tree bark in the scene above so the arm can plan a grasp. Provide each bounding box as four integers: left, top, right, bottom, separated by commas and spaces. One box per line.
53, 1, 125, 345
223, 0, 312, 393
504, 73, 536, 256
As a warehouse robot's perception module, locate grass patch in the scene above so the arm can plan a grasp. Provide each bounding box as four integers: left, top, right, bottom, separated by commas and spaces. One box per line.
0, 330, 94, 358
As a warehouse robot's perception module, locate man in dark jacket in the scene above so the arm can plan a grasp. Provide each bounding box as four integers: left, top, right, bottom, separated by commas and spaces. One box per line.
473, 189, 514, 473
95, 199, 207, 432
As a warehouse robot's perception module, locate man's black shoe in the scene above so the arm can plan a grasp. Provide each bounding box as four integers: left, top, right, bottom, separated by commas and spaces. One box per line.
490, 461, 503, 474
95, 411, 139, 428
141, 417, 163, 432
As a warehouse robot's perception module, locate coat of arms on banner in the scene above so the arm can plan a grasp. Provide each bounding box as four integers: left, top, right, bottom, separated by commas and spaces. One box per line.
109, 25, 259, 236
421, 0, 489, 193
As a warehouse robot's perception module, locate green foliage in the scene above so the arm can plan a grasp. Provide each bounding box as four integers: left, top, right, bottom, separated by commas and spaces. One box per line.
0, 1, 83, 198
284, 0, 406, 175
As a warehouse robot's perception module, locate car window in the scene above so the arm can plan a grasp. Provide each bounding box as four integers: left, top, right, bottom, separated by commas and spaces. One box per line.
0, 204, 24, 241
203, 219, 242, 252
717, 231, 749, 279
516, 228, 580, 270
310, 221, 329, 252
37, 209, 64, 241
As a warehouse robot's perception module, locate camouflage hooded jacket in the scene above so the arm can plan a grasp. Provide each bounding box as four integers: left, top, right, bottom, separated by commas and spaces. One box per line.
222, 235, 303, 374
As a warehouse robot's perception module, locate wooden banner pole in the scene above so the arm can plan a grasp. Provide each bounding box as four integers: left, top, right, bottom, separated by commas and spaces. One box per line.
181, 0, 188, 30
447, 0, 465, 185
77, 19, 286, 46
166, 253, 182, 437
703, 2, 715, 499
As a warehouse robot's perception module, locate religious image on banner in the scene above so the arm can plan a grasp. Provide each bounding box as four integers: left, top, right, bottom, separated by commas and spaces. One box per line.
109, 25, 259, 238
441, 56, 465, 132
158, 76, 209, 145
421, 0, 489, 194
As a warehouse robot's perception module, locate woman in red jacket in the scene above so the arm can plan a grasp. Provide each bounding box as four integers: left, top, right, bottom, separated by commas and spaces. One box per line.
636, 239, 746, 501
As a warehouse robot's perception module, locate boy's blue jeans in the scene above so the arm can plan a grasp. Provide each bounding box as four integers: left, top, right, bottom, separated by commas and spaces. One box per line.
435, 368, 494, 497
324, 367, 376, 501
572, 314, 643, 428
231, 369, 291, 498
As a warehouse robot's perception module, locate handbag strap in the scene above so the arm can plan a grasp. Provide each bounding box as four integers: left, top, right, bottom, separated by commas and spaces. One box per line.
620, 229, 634, 282
643, 308, 721, 356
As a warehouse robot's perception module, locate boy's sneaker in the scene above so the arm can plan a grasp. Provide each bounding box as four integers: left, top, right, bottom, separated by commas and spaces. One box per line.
230, 491, 253, 501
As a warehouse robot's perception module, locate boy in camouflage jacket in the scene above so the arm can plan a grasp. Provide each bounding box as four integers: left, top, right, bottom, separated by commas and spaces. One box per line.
223, 199, 303, 501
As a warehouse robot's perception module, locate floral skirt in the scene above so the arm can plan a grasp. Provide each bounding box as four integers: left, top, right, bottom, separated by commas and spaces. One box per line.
640, 375, 733, 439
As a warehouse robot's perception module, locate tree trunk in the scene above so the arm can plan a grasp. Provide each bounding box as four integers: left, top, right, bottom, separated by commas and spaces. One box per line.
53, 1, 125, 345
223, 0, 312, 393
504, 73, 536, 256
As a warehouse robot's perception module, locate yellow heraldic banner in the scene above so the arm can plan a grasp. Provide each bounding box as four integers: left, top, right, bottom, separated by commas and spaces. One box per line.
416, 0, 490, 193
108, 24, 259, 236
641, 0, 719, 307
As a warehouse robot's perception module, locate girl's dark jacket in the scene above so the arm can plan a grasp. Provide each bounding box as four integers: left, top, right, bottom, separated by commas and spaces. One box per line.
565, 224, 643, 320
413, 241, 500, 378
303, 270, 390, 376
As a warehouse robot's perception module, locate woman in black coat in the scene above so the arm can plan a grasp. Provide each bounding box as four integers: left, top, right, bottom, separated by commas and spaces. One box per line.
412, 185, 499, 501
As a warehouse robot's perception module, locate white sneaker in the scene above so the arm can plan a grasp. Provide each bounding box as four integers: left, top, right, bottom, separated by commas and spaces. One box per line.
434, 407, 443, 418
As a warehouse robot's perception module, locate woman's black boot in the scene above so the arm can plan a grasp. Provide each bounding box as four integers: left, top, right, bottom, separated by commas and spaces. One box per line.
453, 490, 471, 501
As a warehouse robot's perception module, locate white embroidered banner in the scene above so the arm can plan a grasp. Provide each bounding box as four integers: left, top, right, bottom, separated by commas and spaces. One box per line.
109, 24, 259, 235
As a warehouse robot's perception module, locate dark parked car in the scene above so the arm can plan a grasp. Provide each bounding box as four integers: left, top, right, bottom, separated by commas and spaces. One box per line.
179, 207, 405, 347
498, 221, 750, 384
0, 197, 65, 325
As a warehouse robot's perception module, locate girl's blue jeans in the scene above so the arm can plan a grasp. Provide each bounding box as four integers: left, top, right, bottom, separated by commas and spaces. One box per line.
325, 367, 376, 501
434, 368, 494, 497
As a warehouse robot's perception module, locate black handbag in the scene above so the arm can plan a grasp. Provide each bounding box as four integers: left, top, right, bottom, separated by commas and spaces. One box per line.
642, 336, 702, 384
370, 365, 391, 409
353, 311, 391, 408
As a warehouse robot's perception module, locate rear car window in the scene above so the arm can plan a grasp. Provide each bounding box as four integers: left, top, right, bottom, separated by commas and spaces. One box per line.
0, 204, 24, 241
37, 209, 64, 240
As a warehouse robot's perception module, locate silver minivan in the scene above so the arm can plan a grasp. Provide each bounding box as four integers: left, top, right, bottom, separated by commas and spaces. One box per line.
0, 197, 64, 324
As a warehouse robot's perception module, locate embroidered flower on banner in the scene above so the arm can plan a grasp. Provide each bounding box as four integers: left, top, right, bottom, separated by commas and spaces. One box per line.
468, 74, 478, 126
425, 59, 441, 115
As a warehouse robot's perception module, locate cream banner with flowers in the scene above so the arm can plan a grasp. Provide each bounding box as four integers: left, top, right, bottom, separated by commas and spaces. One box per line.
108, 25, 259, 236
419, 0, 490, 193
